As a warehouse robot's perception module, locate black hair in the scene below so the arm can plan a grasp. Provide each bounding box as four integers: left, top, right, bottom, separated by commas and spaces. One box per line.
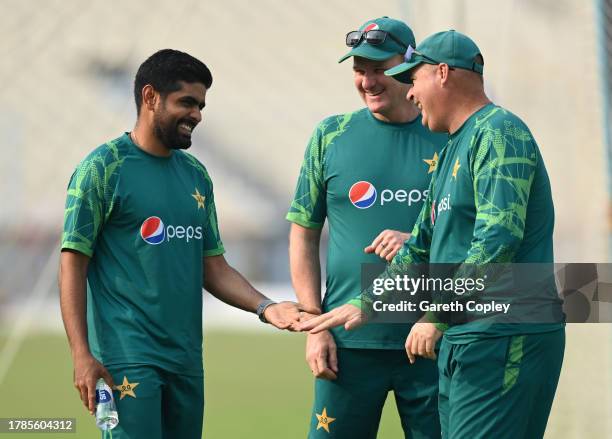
134, 49, 212, 114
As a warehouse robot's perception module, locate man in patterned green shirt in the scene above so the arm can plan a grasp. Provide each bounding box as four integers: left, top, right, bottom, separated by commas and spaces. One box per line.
288, 17, 447, 438
60, 49, 303, 439
301, 31, 565, 439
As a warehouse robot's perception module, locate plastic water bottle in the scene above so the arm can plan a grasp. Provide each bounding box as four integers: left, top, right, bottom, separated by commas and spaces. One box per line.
95, 378, 118, 430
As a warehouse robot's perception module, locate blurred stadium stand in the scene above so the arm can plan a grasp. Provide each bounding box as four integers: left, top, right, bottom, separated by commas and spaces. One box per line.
0, 1, 607, 280
0, 1, 610, 436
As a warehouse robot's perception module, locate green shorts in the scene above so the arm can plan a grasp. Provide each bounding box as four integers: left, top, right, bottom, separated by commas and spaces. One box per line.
309, 348, 440, 439
103, 364, 204, 439
438, 329, 565, 439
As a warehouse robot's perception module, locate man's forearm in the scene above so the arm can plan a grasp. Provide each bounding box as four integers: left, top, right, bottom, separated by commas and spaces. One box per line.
203, 256, 267, 313
289, 224, 323, 313
59, 250, 91, 359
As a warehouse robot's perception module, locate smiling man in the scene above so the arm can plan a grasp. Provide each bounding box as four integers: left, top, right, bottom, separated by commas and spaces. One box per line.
59, 49, 303, 439
300, 30, 566, 439
287, 17, 446, 438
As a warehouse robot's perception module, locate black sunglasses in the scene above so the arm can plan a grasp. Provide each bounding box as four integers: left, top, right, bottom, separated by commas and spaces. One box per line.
345, 30, 408, 51
408, 49, 456, 72
410, 49, 445, 65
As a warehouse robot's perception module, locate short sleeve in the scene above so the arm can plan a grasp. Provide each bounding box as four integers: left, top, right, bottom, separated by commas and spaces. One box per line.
202, 183, 225, 256
183, 152, 225, 256
286, 124, 328, 229
61, 147, 120, 257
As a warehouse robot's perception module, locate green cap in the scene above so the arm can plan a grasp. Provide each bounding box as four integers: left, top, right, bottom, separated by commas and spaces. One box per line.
385, 30, 484, 83
338, 17, 415, 63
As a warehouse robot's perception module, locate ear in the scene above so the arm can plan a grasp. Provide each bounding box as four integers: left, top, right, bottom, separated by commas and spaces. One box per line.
438, 64, 451, 86
141, 85, 158, 111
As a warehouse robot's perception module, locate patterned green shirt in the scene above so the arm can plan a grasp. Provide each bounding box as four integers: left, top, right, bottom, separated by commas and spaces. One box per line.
62, 133, 224, 375
351, 104, 564, 341
288, 108, 446, 349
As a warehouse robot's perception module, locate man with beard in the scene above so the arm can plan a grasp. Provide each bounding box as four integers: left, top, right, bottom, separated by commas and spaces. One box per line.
59, 49, 304, 438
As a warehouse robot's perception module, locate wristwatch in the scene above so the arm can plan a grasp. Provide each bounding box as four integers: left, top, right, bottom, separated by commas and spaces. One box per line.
256, 299, 277, 323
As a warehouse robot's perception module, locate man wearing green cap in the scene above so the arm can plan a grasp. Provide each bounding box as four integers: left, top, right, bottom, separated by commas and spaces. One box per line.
299, 30, 565, 439
287, 17, 446, 439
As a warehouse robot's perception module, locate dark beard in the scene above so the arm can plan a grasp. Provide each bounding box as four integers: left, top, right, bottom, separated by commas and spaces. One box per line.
153, 112, 192, 150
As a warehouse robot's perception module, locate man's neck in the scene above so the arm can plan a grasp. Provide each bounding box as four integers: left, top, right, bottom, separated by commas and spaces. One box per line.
130, 122, 172, 157
447, 95, 491, 135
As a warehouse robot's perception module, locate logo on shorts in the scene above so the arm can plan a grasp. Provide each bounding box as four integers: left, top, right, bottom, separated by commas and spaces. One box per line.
114, 376, 140, 400
140, 216, 165, 245
349, 181, 377, 209
315, 407, 336, 433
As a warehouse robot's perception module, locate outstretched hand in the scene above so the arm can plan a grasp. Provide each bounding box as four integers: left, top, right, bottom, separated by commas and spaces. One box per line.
264, 301, 316, 330
297, 304, 365, 333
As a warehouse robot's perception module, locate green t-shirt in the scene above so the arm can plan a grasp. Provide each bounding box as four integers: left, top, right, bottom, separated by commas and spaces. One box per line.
287, 108, 447, 349
354, 104, 564, 342
61, 133, 224, 375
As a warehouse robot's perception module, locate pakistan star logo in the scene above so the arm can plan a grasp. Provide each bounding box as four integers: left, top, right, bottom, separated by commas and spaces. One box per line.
452, 158, 461, 179
423, 152, 439, 174
192, 188, 206, 209
315, 407, 336, 433
114, 376, 140, 400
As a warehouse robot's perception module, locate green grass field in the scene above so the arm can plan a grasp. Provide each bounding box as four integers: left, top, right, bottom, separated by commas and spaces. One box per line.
0, 331, 405, 438
1, 326, 610, 438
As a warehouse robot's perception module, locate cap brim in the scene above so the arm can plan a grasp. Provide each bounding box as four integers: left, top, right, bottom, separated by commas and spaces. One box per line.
384, 61, 422, 83
338, 44, 398, 63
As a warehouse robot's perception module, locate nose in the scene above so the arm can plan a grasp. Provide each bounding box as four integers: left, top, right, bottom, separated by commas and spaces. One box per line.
191, 107, 202, 124
362, 72, 376, 91
406, 86, 415, 102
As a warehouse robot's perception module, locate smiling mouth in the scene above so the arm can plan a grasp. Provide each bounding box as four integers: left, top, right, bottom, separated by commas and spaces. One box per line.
366, 90, 384, 97
178, 122, 195, 135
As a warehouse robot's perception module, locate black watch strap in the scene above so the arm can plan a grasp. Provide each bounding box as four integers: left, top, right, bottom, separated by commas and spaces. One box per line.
256, 299, 277, 323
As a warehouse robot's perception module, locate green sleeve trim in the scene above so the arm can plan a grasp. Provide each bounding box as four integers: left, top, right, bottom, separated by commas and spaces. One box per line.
435, 323, 449, 333
424, 310, 448, 332
348, 295, 377, 319
203, 247, 225, 257
347, 297, 362, 309
60, 242, 94, 258
285, 213, 324, 229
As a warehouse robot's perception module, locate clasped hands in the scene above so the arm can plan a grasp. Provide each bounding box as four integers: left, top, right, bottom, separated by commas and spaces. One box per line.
292, 305, 442, 364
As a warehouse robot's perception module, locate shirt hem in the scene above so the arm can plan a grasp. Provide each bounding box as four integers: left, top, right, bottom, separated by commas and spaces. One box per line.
94, 355, 203, 376
443, 323, 565, 344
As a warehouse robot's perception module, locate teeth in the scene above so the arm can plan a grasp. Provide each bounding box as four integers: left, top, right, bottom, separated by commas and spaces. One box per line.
180, 123, 193, 133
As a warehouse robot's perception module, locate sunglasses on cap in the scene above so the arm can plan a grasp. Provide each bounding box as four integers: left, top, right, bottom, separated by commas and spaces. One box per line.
406, 47, 444, 65
345, 30, 408, 51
